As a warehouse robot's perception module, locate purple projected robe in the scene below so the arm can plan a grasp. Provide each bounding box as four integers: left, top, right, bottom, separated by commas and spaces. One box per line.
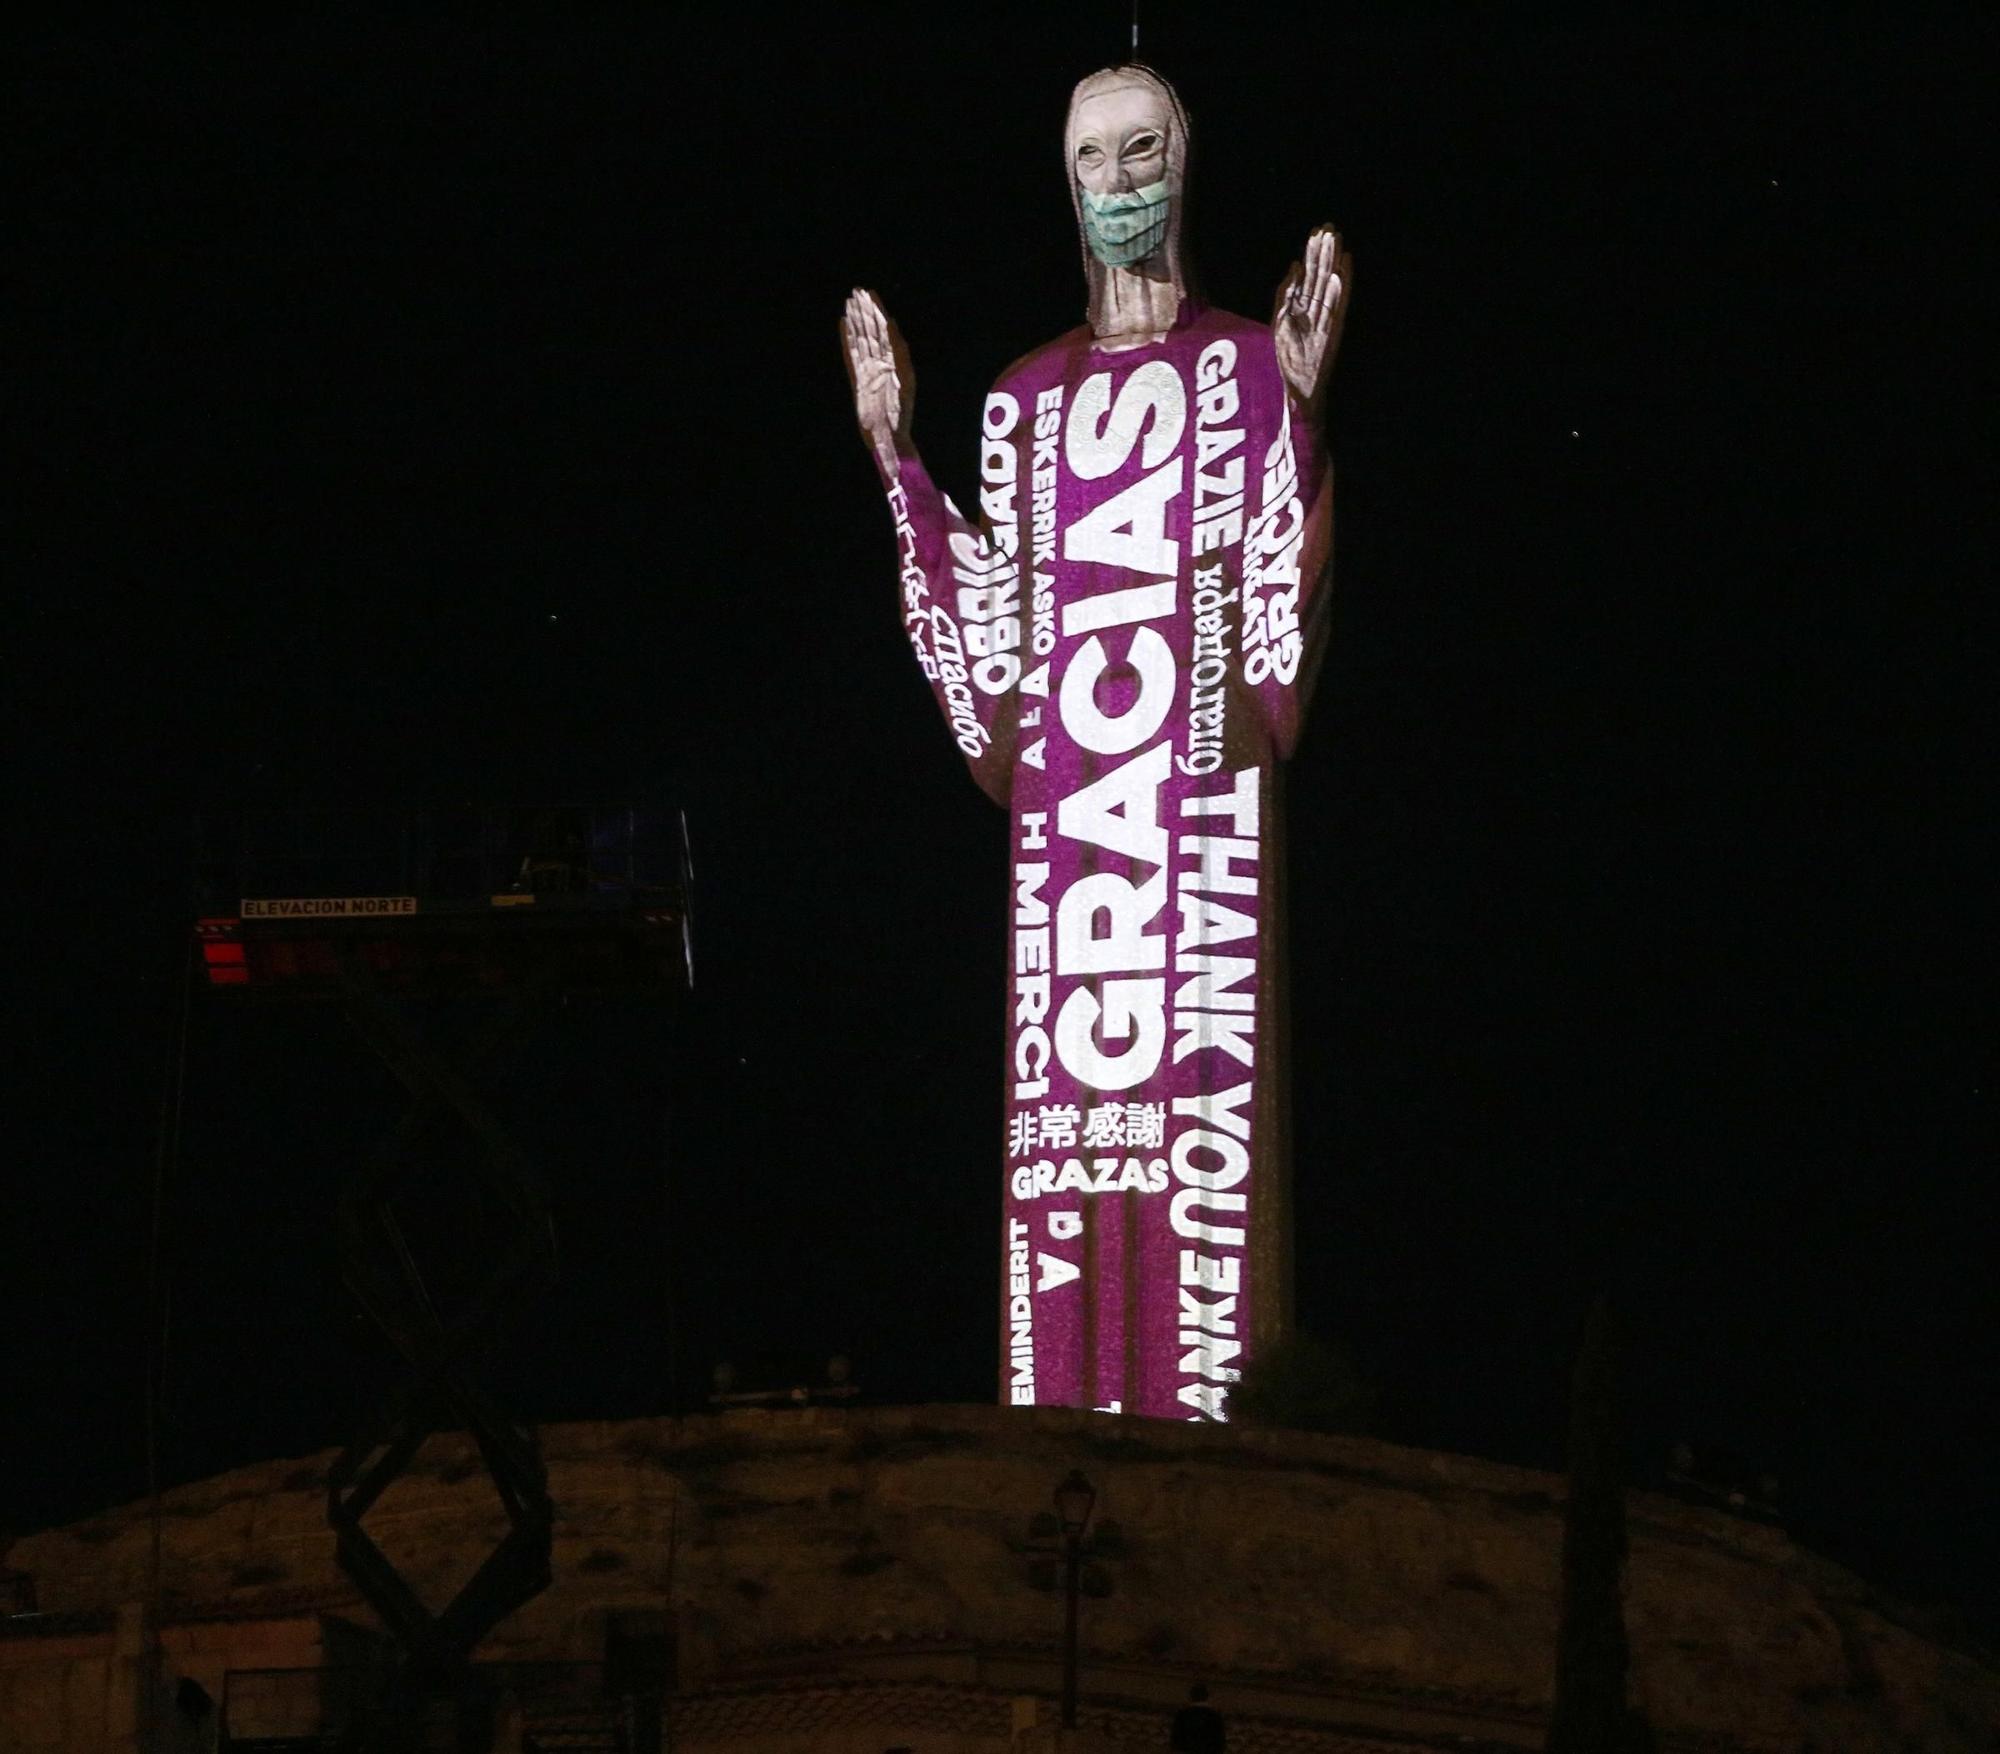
877, 299, 1330, 1421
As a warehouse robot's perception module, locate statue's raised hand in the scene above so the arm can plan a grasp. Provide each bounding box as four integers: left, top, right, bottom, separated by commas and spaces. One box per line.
842, 289, 914, 477
1273, 227, 1351, 411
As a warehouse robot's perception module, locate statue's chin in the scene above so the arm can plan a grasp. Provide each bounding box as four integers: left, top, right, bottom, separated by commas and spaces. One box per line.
1095, 249, 1171, 279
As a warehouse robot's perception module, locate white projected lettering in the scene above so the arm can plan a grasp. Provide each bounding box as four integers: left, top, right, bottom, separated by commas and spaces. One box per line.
842, 55, 1351, 1423
1064, 361, 1187, 479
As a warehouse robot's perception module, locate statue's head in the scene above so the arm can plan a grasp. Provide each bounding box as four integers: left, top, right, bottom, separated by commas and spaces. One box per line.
1065, 65, 1190, 288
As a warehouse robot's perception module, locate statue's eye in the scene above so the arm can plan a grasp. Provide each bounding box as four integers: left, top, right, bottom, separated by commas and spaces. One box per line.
1077, 143, 1103, 163
1125, 132, 1160, 157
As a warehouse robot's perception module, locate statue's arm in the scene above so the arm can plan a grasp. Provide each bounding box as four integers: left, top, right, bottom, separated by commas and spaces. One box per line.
842, 290, 1018, 806
1240, 229, 1352, 756
1258, 231, 1351, 758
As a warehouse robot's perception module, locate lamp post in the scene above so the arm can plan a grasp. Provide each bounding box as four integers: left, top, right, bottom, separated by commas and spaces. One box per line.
1053, 1469, 1096, 1729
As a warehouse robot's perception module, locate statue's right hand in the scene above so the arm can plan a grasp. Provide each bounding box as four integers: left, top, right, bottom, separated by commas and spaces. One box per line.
842, 288, 913, 476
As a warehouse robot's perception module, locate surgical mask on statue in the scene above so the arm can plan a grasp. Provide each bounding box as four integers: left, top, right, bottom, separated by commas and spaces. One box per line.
1081, 180, 1171, 267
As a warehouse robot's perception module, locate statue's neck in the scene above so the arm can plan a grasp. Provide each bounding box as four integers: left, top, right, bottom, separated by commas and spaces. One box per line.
1090, 257, 1183, 352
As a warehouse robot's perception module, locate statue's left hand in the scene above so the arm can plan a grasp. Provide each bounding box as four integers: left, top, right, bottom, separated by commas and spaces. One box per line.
1273, 227, 1351, 410
842, 288, 914, 478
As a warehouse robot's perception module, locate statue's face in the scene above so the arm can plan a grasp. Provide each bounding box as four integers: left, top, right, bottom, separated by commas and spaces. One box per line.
1070, 83, 1173, 269
1069, 84, 1169, 197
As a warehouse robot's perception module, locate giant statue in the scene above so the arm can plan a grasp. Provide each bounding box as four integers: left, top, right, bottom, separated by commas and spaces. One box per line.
842, 64, 1349, 1420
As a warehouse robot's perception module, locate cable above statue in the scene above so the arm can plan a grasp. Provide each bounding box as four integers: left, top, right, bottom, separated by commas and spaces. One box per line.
843, 65, 1350, 1421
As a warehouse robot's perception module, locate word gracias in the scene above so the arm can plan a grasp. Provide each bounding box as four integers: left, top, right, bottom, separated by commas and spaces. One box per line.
1002, 350, 1268, 1420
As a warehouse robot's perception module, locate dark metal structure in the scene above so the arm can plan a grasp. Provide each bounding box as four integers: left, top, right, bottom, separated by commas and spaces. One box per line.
193, 804, 692, 996
191, 803, 690, 1750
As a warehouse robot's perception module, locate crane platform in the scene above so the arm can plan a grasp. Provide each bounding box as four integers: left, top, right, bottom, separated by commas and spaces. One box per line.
191, 804, 691, 997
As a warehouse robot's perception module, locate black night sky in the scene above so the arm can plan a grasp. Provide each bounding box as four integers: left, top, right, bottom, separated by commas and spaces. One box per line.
8, 9, 1992, 1640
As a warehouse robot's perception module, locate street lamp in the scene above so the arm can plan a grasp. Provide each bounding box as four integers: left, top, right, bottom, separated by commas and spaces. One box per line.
1054, 1470, 1096, 1728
